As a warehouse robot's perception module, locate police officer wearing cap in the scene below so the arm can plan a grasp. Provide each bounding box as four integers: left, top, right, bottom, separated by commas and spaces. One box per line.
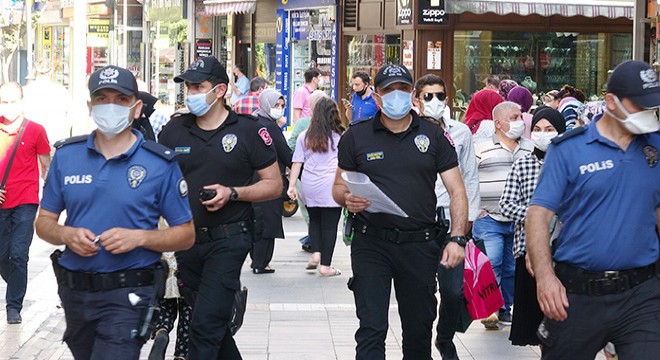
35, 65, 195, 360
333, 64, 469, 360
158, 56, 281, 359
527, 60, 660, 359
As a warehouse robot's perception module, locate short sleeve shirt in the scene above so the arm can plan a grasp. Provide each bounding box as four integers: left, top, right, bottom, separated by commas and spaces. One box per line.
40, 130, 192, 272
350, 92, 379, 123
530, 118, 660, 271
338, 111, 458, 230
158, 108, 277, 227
293, 84, 314, 119
0, 118, 50, 208
230, 75, 250, 105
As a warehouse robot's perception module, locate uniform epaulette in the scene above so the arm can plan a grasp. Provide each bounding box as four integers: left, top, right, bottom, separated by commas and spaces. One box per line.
551, 126, 587, 144
420, 115, 441, 125
54, 135, 87, 149
237, 113, 258, 121
142, 140, 178, 161
170, 110, 192, 120
350, 116, 373, 126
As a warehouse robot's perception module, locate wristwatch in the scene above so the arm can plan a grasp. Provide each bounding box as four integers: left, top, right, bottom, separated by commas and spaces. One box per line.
449, 235, 468, 247
228, 187, 239, 202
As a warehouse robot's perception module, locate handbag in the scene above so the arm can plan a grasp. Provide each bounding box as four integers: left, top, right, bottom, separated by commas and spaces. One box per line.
455, 239, 486, 333
463, 239, 504, 320
0, 119, 29, 191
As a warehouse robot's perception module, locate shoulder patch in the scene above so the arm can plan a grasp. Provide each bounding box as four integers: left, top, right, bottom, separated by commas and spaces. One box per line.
141, 140, 178, 161
551, 126, 587, 144
54, 135, 88, 149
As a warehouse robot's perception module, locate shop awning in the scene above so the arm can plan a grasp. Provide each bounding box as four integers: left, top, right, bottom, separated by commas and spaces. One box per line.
446, 0, 634, 19
203, 0, 256, 16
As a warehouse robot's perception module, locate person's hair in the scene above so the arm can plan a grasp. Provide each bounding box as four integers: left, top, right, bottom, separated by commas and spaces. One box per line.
34, 58, 53, 74
351, 71, 370, 84
483, 75, 500, 88
0, 81, 23, 99
234, 64, 245, 74
414, 74, 446, 97
250, 77, 267, 92
304, 68, 321, 83
558, 85, 586, 103
306, 97, 345, 153
309, 90, 329, 113
492, 101, 521, 121
207, 75, 226, 88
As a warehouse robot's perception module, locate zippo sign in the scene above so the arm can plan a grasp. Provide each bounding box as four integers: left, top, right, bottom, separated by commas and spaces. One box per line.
396, 0, 412, 26
418, 0, 447, 25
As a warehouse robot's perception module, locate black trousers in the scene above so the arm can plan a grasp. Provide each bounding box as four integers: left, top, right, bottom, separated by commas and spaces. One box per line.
307, 207, 341, 266
176, 232, 252, 360
349, 231, 441, 360
435, 241, 465, 345
250, 237, 275, 269
540, 276, 660, 360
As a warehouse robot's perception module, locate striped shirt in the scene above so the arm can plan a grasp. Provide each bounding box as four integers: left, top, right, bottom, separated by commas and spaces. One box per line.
474, 133, 534, 222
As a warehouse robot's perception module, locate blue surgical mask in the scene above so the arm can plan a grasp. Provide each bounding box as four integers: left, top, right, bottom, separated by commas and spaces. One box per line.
91, 103, 137, 138
186, 85, 219, 116
380, 90, 412, 120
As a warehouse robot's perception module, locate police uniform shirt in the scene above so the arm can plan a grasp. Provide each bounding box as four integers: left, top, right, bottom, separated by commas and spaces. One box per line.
41, 130, 193, 272
157, 107, 277, 227
530, 116, 660, 271
338, 110, 458, 231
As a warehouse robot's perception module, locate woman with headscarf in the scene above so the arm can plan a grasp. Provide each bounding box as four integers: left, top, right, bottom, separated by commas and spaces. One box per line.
464, 89, 504, 138
498, 79, 519, 100
507, 85, 534, 139
250, 89, 293, 274
557, 85, 586, 130
287, 97, 345, 276
498, 107, 566, 347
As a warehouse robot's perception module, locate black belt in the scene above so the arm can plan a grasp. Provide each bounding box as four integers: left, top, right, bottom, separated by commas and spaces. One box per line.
51, 251, 156, 292
353, 219, 440, 244
196, 221, 251, 243
555, 262, 656, 296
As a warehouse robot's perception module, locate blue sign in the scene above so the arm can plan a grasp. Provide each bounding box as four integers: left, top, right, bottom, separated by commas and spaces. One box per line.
275, 9, 291, 124
330, 6, 337, 101
278, 0, 336, 10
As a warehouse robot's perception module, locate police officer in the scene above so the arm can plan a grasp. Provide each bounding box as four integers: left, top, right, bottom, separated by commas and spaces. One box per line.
34, 65, 195, 360
527, 60, 660, 359
158, 56, 281, 359
332, 64, 469, 360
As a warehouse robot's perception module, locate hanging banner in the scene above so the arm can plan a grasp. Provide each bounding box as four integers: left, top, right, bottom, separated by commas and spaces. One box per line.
427, 41, 442, 70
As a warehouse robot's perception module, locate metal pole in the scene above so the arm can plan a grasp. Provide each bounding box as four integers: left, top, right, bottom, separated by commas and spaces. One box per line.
26, 0, 33, 79
632, 0, 645, 61
155, 20, 160, 99
123, 0, 128, 68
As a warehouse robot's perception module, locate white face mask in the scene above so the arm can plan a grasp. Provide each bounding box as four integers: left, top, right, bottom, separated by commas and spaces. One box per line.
270, 107, 284, 120
1, 102, 22, 122
317, 77, 325, 87
92, 103, 137, 138
607, 96, 660, 134
505, 120, 525, 140
423, 97, 446, 121
531, 131, 558, 152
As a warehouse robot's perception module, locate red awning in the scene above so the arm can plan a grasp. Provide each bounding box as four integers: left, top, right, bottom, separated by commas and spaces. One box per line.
446, 0, 634, 19
203, 0, 257, 16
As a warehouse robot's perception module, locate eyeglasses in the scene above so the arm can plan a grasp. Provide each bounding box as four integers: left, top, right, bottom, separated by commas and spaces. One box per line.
422, 92, 446, 102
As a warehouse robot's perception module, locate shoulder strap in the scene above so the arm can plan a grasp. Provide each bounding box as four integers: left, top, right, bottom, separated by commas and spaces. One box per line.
141, 140, 178, 161
551, 126, 587, 145
1, 119, 29, 189
54, 135, 88, 149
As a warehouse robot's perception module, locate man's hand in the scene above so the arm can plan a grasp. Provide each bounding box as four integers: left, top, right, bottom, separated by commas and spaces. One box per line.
440, 241, 465, 268
536, 273, 569, 321
63, 226, 99, 257
201, 184, 231, 212
98, 228, 144, 254
344, 193, 370, 213
525, 252, 534, 277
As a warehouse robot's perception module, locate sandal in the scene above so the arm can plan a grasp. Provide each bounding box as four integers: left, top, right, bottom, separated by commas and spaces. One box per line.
318, 267, 341, 277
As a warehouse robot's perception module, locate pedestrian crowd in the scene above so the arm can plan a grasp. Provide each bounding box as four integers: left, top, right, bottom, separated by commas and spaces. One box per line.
0, 56, 658, 360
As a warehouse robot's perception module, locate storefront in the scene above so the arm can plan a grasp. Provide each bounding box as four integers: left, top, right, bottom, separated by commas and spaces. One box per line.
34, 2, 73, 88
276, 0, 339, 122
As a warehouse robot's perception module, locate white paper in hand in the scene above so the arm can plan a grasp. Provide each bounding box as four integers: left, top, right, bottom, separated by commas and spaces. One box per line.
341, 171, 408, 218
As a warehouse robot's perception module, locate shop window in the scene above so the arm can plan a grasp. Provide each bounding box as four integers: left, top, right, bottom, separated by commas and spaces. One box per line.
255, 43, 277, 85
453, 30, 632, 108
345, 34, 400, 98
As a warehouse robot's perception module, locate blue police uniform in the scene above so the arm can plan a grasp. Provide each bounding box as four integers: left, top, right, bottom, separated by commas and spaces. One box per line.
530, 116, 660, 359
351, 91, 379, 125
41, 129, 192, 359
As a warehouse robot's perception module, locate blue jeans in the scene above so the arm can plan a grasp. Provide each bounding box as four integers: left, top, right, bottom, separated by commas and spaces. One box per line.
0, 204, 38, 312
472, 214, 515, 312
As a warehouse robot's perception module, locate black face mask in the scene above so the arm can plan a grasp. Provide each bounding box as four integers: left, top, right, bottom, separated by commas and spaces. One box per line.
356, 87, 367, 97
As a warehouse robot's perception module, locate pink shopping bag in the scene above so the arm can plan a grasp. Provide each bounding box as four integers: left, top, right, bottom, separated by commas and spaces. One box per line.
463, 239, 504, 320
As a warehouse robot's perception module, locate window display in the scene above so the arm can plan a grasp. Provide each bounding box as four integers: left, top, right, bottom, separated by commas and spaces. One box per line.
345, 34, 400, 98
290, 7, 335, 95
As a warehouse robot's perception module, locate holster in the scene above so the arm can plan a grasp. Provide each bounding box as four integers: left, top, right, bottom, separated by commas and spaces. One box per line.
134, 259, 168, 340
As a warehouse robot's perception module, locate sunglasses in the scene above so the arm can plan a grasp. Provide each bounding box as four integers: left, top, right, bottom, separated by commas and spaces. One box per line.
422, 92, 446, 102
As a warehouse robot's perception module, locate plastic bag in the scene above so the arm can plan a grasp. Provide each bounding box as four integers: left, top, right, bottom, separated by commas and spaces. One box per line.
463, 240, 504, 320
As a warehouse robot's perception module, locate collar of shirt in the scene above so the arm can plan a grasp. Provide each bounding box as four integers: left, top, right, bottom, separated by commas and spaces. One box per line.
303, 84, 314, 94
584, 114, 632, 150
87, 128, 144, 159
182, 105, 239, 129
372, 110, 420, 134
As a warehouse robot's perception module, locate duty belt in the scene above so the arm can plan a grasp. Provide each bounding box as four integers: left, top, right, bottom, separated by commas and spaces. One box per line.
50, 250, 156, 292
353, 219, 440, 244
196, 221, 251, 243
554, 262, 656, 296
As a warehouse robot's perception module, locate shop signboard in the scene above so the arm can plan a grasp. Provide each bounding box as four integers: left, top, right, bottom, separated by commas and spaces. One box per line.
427, 41, 442, 70
195, 39, 212, 60
418, 0, 447, 25
275, 9, 291, 123
403, 40, 414, 70
278, 0, 336, 10
396, 0, 413, 26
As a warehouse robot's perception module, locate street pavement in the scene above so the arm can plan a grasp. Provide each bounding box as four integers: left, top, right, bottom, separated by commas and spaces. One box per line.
0, 211, 607, 359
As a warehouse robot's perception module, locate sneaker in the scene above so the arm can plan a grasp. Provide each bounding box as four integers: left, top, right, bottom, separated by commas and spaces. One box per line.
498, 311, 512, 326
301, 244, 313, 253
6, 308, 21, 324
148, 329, 169, 360
435, 338, 460, 360
480, 313, 499, 330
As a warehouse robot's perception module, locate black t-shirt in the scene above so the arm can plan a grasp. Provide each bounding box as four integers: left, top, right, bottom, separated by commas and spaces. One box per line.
338, 111, 458, 230
158, 107, 277, 227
